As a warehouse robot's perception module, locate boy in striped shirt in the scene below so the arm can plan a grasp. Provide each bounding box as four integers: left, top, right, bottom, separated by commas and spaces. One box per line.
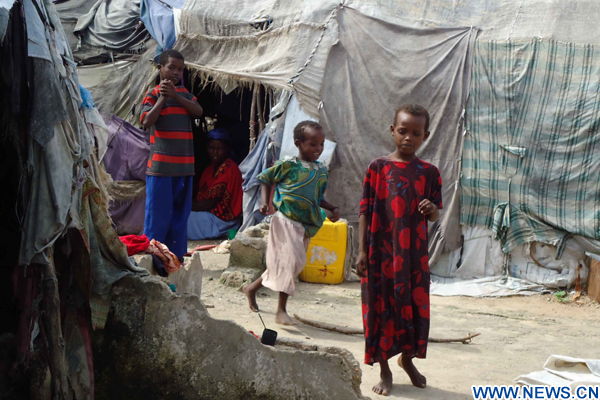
140, 49, 203, 261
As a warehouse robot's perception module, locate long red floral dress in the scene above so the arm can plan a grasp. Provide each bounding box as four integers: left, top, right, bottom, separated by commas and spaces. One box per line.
359, 157, 442, 365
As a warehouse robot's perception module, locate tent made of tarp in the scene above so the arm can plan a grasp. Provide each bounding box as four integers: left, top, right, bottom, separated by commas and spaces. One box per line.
89, 0, 600, 284
55, 0, 152, 62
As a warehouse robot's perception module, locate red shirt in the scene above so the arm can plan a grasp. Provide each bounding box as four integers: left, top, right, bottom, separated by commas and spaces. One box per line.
196, 159, 243, 221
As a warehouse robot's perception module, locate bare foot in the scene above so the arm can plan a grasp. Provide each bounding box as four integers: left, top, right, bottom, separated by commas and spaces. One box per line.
242, 285, 259, 312
399, 354, 426, 388
373, 364, 393, 396
275, 310, 297, 326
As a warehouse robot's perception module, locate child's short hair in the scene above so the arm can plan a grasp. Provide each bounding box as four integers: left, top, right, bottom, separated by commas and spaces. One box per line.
159, 49, 185, 66
294, 121, 323, 141
394, 104, 430, 132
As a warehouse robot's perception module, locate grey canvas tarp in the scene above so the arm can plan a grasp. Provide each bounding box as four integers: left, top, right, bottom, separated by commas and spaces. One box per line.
54, 0, 97, 51
174, 0, 600, 120
109, 0, 600, 125
74, 0, 149, 52
89, 44, 158, 122
177, 0, 341, 114
320, 7, 477, 261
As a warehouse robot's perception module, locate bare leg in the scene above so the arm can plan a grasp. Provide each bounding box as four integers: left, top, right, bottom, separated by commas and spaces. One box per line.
372, 359, 393, 396
398, 353, 427, 388
275, 292, 296, 325
242, 277, 262, 312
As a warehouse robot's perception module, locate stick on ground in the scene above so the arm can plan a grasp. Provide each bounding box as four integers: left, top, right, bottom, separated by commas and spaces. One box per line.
294, 314, 362, 335
430, 333, 481, 344
293, 314, 481, 344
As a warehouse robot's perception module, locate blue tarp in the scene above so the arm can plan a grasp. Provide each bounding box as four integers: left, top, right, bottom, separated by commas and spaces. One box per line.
140, 0, 183, 57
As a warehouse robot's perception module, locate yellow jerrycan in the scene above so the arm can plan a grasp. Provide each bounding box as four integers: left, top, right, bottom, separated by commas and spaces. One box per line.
300, 219, 348, 284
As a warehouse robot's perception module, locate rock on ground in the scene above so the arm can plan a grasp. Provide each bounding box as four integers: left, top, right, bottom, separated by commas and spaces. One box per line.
228, 235, 267, 271
94, 275, 368, 400
220, 235, 268, 288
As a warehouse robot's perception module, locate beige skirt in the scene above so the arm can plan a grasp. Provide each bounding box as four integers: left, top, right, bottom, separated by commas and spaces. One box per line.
261, 212, 310, 296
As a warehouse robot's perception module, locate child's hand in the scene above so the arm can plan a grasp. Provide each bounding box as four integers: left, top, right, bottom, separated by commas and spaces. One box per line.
259, 204, 269, 215
329, 207, 340, 222
418, 199, 437, 216
159, 79, 177, 98
355, 251, 368, 278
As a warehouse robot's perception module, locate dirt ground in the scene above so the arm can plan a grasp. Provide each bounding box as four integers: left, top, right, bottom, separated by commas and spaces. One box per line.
191, 245, 600, 400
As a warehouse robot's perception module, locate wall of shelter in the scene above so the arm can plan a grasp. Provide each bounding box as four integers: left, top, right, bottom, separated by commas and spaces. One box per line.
169, 0, 600, 257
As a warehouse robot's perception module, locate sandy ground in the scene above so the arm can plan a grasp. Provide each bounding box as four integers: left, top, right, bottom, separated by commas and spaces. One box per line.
189, 244, 600, 400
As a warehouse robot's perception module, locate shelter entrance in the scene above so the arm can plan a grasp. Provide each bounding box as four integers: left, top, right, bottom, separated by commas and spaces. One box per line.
182, 71, 272, 178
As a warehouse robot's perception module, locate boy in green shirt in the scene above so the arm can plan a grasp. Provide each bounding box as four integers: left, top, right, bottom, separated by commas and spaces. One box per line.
243, 121, 339, 325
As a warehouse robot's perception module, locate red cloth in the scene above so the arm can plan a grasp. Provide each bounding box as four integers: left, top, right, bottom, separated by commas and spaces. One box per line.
196, 158, 243, 221
119, 234, 150, 256
146, 239, 181, 274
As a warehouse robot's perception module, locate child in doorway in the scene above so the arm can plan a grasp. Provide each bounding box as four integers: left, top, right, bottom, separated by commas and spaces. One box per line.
140, 49, 203, 261
356, 105, 442, 396
243, 121, 340, 325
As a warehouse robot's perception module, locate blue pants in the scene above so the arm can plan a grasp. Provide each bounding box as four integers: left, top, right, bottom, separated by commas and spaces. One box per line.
144, 175, 193, 259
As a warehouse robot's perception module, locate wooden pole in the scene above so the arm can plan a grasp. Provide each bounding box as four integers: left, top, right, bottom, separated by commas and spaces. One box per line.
257, 85, 265, 134
249, 85, 259, 151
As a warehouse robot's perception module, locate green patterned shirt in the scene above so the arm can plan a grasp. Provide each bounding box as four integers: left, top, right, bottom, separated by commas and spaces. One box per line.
257, 156, 328, 237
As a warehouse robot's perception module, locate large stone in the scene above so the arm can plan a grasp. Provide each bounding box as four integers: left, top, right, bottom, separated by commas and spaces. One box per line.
221, 235, 268, 287
228, 235, 267, 271
219, 268, 263, 288
94, 275, 367, 400
240, 224, 269, 239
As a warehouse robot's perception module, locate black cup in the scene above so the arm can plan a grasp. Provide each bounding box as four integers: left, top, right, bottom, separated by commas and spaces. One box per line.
261, 328, 278, 346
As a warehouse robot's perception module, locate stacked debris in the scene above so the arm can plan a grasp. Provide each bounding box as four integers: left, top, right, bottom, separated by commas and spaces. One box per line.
220, 222, 270, 288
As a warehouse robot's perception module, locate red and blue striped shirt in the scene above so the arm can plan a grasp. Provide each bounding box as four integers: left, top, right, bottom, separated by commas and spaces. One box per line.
140, 85, 198, 176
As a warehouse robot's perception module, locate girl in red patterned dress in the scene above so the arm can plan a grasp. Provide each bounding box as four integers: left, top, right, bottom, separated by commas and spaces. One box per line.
356, 105, 442, 396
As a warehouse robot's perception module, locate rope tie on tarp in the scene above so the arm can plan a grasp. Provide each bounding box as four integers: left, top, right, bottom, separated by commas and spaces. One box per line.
287, 5, 340, 85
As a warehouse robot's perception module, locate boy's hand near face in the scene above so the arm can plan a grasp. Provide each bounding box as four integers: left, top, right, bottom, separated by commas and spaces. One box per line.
159, 79, 178, 98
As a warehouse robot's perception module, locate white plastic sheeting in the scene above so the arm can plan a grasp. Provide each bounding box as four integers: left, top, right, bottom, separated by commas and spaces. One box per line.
515, 355, 600, 388
279, 95, 336, 167
430, 227, 504, 279
431, 226, 589, 294
430, 276, 549, 297
74, 0, 149, 51
508, 242, 587, 289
